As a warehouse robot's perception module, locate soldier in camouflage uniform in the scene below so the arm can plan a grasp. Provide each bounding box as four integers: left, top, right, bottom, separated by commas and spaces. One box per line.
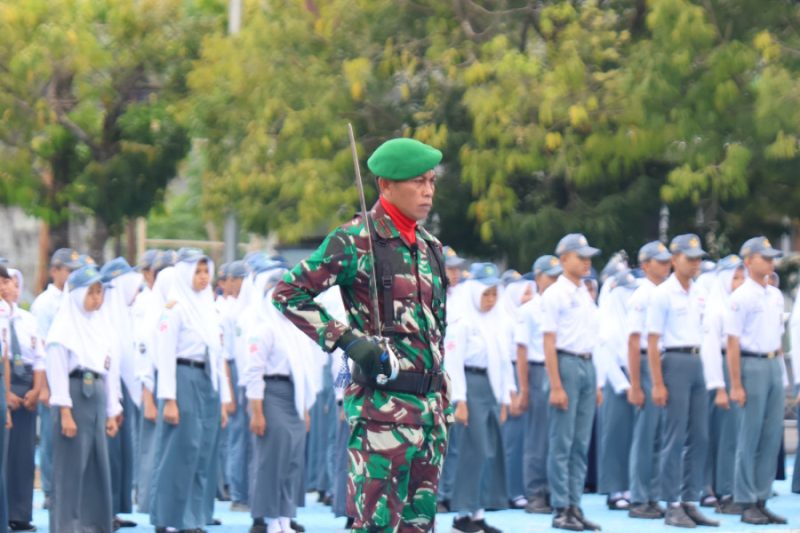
273, 137, 451, 533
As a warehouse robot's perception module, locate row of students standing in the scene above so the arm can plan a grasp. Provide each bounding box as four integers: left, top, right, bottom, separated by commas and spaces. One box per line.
438, 232, 795, 533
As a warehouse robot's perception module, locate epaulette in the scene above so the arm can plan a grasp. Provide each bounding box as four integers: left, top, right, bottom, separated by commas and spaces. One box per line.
165, 300, 178, 310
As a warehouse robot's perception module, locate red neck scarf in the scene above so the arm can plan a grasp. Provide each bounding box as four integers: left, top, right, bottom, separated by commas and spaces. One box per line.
379, 196, 417, 245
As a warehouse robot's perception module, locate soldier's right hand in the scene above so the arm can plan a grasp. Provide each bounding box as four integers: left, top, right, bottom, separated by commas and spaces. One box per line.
337, 331, 386, 380
549, 386, 568, 410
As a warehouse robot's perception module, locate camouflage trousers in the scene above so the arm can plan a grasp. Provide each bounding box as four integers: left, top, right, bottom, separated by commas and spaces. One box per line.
347, 419, 448, 533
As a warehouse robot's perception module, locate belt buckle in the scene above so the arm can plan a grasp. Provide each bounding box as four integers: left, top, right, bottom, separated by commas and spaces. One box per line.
691, 347, 700, 356
767, 351, 776, 359
418, 373, 432, 395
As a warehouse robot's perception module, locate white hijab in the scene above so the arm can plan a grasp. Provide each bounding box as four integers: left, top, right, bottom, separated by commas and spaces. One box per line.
463, 279, 512, 403
500, 279, 534, 319
46, 282, 112, 368
168, 258, 221, 355
101, 271, 144, 400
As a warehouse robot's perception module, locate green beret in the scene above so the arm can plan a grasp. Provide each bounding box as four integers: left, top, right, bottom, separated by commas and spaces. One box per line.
366, 138, 442, 181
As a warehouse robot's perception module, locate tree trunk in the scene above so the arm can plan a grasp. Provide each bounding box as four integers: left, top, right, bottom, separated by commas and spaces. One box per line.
89, 217, 110, 263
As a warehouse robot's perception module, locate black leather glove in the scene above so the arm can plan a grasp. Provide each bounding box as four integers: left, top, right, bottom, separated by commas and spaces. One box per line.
337, 331, 388, 380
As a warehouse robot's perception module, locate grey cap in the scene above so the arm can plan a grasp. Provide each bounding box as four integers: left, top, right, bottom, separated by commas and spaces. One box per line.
469, 262, 501, 286
501, 269, 522, 286
176, 247, 207, 264
135, 249, 159, 272
227, 260, 248, 279
669, 234, 707, 258
67, 265, 104, 291
555, 233, 600, 258
151, 250, 176, 273
638, 241, 672, 263
739, 236, 782, 259
613, 268, 638, 289
51, 248, 82, 270
217, 262, 231, 280
716, 254, 743, 271
100, 257, 133, 283
532, 255, 563, 277
443, 246, 466, 268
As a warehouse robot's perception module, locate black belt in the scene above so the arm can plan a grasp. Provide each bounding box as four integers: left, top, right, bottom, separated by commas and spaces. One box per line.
69, 369, 101, 380
177, 358, 206, 369
557, 349, 592, 360
263, 374, 291, 382
529, 361, 545, 366
352, 365, 444, 395
741, 350, 779, 359
665, 346, 700, 356
464, 366, 487, 375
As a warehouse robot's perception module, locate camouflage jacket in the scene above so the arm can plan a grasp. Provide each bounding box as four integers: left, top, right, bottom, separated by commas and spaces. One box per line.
273, 200, 450, 427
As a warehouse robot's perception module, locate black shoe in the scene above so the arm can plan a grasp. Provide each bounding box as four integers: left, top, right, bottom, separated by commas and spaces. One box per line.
570, 506, 601, 531
714, 495, 742, 515
8, 522, 37, 532
682, 503, 719, 527
438, 499, 451, 513
472, 519, 501, 533
648, 501, 666, 518
628, 502, 662, 519
525, 495, 552, 514
756, 500, 787, 524
552, 508, 583, 531
208, 517, 222, 525
606, 496, 630, 510
290, 520, 305, 532
317, 490, 327, 503
344, 517, 355, 529
114, 517, 137, 528
665, 505, 697, 528
740, 504, 769, 525
699, 494, 717, 508
451, 516, 483, 533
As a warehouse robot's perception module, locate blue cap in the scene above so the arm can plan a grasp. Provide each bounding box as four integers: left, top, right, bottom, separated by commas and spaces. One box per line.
669, 234, 707, 258
151, 250, 176, 273
176, 247, 207, 264
555, 233, 600, 258
227, 260, 248, 279
638, 241, 672, 263
135, 249, 159, 272
469, 262, 501, 286
217, 262, 230, 279
100, 257, 133, 283
77, 254, 96, 267
253, 257, 283, 274
50, 248, 82, 270
613, 269, 638, 289
443, 246, 466, 268
501, 269, 522, 286
67, 265, 104, 291
244, 251, 269, 271
739, 236, 782, 259
716, 254, 743, 271
533, 255, 563, 277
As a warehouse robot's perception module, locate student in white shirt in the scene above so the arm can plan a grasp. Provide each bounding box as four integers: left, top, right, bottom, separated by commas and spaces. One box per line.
725, 237, 787, 525
245, 267, 314, 533
626, 241, 672, 519
542, 234, 602, 532
515, 255, 562, 515
646, 234, 718, 528
30, 248, 81, 508
45, 265, 122, 533
447, 263, 514, 533
99, 257, 144, 529
699, 255, 744, 514
499, 270, 535, 510
596, 269, 638, 511
149, 249, 230, 532
3, 268, 46, 531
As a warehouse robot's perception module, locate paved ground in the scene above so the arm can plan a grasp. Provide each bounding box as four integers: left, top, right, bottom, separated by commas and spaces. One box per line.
29, 458, 799, 532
